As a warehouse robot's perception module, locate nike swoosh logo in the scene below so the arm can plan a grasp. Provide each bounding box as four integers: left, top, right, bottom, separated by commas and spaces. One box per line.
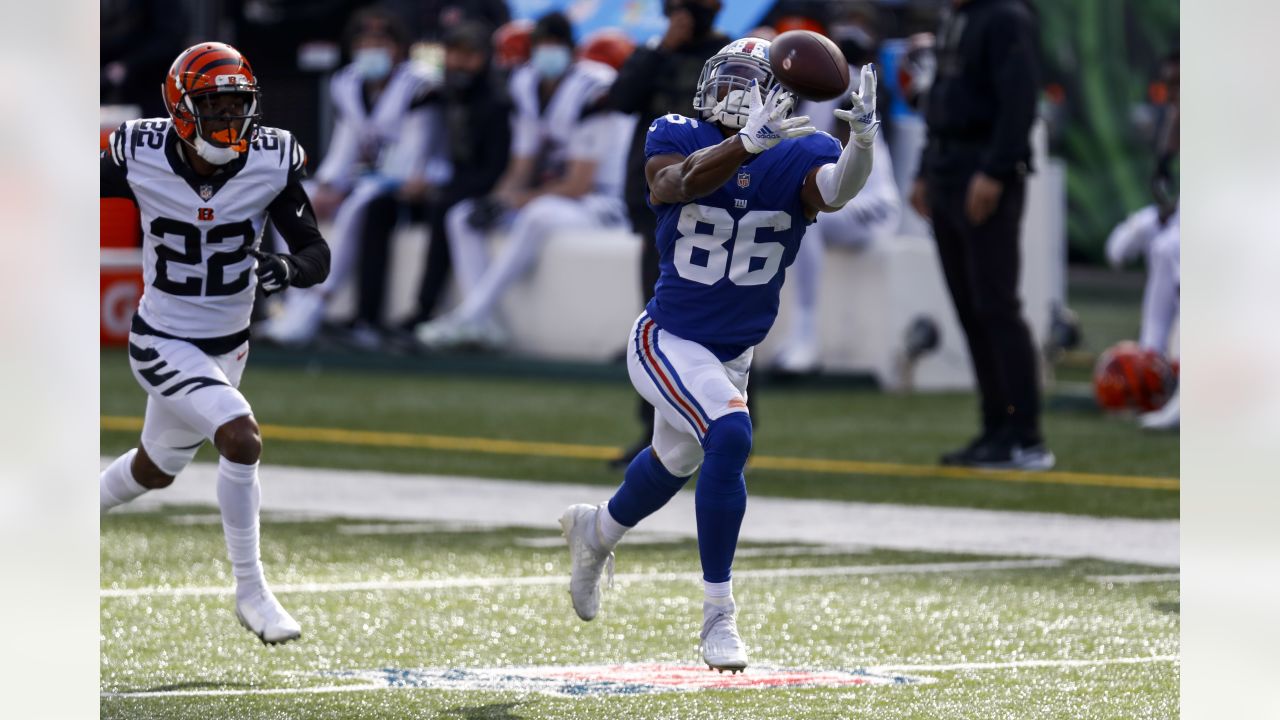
295, 205, 305, 217
236, 350, 247, 361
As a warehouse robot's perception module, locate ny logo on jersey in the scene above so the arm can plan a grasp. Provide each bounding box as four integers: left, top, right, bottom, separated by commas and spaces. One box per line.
198, 184, 214, 201
737, 172, 751, 189
197, 207, 214, 221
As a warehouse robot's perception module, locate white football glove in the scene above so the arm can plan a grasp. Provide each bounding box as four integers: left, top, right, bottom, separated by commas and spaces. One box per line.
738, 81, 816, 154
834, 64, 881, 149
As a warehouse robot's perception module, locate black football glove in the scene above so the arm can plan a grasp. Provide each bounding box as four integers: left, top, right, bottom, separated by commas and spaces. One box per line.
466, 195, 508, 230
250, 248, 295, 296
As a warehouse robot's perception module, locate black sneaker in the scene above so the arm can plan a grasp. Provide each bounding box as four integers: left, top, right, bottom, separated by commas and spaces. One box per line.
968, 437, 1056, 471
939, 433, 995, 466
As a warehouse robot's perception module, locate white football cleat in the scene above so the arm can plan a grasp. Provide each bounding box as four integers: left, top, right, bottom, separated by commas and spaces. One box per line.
1140, 386, 1180, 430
559, 503, 615, 621
700, 600, 748, 673
771, 339, 820, 374
260, 289, 325, 347
415, 315, 508, 351
235, 588, 302, 645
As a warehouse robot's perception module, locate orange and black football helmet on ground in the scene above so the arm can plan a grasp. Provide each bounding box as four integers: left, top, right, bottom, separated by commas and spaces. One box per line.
162, 42, 262, 164
1093, 341, 1177, 413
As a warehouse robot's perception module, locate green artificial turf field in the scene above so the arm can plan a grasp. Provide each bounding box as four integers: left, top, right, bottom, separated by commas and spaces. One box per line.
101, 510, 1178, 720
100, 268, 1178, 717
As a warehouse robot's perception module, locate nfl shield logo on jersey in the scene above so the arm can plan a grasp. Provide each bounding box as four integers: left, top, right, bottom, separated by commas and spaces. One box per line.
737, 172, 750, 189
199, 184, 214, 201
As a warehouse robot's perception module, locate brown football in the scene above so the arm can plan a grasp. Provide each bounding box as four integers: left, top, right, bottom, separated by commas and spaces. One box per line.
769, 30, 850, 102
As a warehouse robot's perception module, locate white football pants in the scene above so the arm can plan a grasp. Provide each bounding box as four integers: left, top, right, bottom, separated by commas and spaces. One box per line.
127, 332, 251, 475
1106, 204, 1180, 355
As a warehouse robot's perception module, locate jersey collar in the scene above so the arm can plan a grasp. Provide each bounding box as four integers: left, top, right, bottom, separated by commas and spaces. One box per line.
164, 127, 249, 202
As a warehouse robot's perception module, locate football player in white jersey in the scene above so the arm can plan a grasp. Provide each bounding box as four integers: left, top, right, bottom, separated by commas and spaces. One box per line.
99, 42, 330, 645
414, 11, 636, 349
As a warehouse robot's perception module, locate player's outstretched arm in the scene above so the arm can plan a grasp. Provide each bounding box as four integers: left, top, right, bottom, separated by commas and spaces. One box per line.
648, 81, 816, 205
646, 140, 751, 205
805, 64, 880, 215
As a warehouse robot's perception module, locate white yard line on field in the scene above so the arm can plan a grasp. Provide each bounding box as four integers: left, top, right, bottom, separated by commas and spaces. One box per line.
102, 684, 387, 700
872, 654, 1180, 673
100, 558, 1063, 598
106, 459, 1180, 567
1088, 573, 1181, 584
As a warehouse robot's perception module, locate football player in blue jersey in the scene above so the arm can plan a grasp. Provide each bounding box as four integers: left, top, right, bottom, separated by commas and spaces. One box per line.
560, 37, 879, 672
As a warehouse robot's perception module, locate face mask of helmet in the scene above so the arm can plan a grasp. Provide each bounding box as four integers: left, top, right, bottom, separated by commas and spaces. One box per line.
353, 47, 393, 80
699, 60, 774, 129
531, 45, 572, 80
188, 93, 256, 165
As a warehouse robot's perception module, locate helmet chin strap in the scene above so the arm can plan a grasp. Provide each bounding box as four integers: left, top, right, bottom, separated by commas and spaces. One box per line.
192, 134, 241, 165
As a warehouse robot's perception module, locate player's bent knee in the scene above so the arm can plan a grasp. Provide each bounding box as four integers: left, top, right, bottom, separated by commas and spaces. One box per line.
702, 412, 753, 461
215, 415, 262, 465
654, 441, 703, 478
132, 446, 176, 489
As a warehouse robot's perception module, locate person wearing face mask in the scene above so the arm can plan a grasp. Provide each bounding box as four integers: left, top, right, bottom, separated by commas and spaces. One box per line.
356, 21, 514, 339
261, 5, 449, 347
414, 11, 636, 350
601, 0, 728, 467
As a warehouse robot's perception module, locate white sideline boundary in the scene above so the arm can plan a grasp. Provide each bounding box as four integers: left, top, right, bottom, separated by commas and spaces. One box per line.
100, 558, 1064, 599
100, 654, 1179, 700
105, 459, 1180, 567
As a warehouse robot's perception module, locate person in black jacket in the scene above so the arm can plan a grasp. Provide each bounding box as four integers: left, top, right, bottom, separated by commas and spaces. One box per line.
351, 21, 514, 343
909, 0, 1053, 470
603, 0, 728, 468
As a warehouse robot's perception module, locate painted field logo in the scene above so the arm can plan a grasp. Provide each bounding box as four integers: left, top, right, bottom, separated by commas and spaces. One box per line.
307, 663, 928, 697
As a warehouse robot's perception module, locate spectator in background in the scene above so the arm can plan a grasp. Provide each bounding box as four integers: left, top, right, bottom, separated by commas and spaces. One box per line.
772, 8, 903, 374
230, 0, 364, 158
101, 0, 190, 117
1106, 50, 1179, 430
358, 21, 514, 339
603, 0, 728, 467
262, 5, 447, 347
387, 0, 510, 42
415, 12, 634, 350
910, 0, 1052, 470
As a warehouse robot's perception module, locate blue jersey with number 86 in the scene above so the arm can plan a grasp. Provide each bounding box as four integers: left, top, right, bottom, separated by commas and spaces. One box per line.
643, 113, 841, 360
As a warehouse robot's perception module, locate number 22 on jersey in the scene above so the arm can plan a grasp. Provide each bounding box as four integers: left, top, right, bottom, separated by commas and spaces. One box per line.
672, 204, 792, 286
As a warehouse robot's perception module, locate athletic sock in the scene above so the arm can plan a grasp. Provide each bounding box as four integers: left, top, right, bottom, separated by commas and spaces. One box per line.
100, 448, 147, 513
704, 579, 734, 607
217, 457, 266, 602
606, 446, 691, 529
695, 413, 751, 586
596, 505, 630, 549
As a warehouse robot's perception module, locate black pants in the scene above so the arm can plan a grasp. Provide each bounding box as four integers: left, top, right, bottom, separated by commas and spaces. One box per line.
358, 192, 456, 328
928, 176, 1042, 441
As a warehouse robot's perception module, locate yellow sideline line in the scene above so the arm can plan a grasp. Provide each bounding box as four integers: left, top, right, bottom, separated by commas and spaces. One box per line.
100, 415, 1179, 492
